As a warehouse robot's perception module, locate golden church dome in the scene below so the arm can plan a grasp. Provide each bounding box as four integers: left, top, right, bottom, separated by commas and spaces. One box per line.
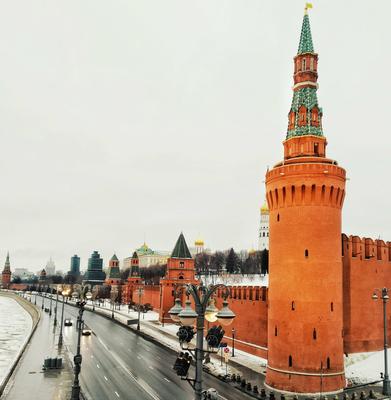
260, 200, 269, 213
195, 238, 204, 247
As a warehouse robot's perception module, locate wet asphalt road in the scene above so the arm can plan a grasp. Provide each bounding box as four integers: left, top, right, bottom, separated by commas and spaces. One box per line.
61, 301, 254, 400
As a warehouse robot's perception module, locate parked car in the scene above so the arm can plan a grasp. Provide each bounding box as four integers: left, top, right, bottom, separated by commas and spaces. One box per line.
82, 329, 92, 336
64, 319, 72, 326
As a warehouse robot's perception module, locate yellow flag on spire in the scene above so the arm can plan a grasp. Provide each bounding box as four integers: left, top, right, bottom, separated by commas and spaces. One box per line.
305, 3, 313, 14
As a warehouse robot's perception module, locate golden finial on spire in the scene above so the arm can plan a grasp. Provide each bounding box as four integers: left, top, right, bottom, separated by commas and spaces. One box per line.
304, 2, 313, 15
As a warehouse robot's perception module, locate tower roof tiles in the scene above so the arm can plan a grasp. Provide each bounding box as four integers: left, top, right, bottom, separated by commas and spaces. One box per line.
171, 233, 192, 259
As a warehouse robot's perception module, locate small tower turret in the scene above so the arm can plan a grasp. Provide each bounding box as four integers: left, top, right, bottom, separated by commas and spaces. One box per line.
105, 254, 121, 286
1, 252, 12, 288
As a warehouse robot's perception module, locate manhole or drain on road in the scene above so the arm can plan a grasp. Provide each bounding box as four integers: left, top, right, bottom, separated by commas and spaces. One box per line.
28, 371, 37, 374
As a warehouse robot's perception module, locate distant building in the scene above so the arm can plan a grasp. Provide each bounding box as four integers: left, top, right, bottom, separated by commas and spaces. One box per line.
69, 255, 80, 277
39, 268, 47, 285
258, 200, 269, 250
45, 257, 56, 276
13, 268, 33, 278
1, 253, 11, 288
123, 243, 169, 269
84, 251, 106, 285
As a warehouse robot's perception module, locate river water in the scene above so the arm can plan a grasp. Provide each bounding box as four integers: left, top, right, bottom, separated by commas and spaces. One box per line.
0, 295, 32, 387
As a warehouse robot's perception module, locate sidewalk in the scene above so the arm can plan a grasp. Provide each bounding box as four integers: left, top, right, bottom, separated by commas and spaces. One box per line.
1, 301, 75, 400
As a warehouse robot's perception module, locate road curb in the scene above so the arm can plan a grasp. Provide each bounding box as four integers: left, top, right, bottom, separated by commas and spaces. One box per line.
0, 292, 41, 397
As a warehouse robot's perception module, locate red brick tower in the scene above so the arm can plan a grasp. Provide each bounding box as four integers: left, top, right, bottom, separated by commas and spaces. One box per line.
122, 252, 142, 304
265, 7, 346, 394
105, 254, 122, 285
159, 233, 198, 323
1, 252, 11, 288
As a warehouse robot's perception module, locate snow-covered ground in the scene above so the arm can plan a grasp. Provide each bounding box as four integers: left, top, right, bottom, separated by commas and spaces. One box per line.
201, 274, 269, 287
345, 351, 386, 385
0, 295, 33, 387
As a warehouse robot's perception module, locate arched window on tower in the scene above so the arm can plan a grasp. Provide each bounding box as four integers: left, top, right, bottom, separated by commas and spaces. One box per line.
311, 107, 319, 127
310, 57, 314, 71
298, 106, 307, 127
288, 111, 295, 130
289, 355, 293, 367
302, 58, 306, 71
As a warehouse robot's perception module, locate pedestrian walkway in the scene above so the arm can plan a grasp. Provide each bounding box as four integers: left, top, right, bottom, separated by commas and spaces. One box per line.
2, 299, 74, 400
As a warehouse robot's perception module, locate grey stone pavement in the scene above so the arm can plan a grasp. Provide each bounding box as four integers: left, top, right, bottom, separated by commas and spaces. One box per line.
1, 298, 74, 400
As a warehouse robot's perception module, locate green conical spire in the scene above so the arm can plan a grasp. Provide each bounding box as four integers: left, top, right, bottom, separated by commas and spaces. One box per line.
298, 14, 314, 54
171, 233, 192, 259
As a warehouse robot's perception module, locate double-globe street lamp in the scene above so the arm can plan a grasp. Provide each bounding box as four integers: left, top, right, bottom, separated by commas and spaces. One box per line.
372, 287, 391, 396
168, 283, 235, 400
71, 286, 92, 400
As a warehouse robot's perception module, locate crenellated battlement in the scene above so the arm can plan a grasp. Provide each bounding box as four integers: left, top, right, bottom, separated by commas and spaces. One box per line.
342, 234, 391, 262
215, 285, 268, 302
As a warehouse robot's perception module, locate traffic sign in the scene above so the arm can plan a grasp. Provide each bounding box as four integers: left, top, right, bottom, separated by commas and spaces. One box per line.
224, 347, 230, 354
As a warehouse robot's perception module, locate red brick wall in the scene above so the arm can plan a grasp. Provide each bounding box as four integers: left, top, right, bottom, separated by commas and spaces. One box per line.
142, 285, 161, 310
343, 234, 391, 353
213, 286, 268, 359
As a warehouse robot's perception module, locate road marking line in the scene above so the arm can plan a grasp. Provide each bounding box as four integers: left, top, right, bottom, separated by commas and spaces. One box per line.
164, 378, 170, 383
137, 355, 141, 360
104, 376, 108, 381
115, 391, 120, 398
97, 338, 160, 400
149, 366, 154, 370
91, 355, 94, 358
156, 356, 161, 360
97, 364, 100, 369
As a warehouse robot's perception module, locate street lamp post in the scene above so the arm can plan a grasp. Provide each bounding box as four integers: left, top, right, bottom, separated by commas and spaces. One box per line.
137, 287, 144, 331
71, 286, 92, 400
58, 289, 69, 347
54, 288, 59, 326
231, 328, 235, 357
169, 283, 235, 400
42, 292, 45, 310
372, 288, 391, 396
49, 288, 53, 316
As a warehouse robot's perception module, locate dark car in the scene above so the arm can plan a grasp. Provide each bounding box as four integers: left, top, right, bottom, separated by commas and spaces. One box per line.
82, 329, 92, 336
64, 319, 72, 326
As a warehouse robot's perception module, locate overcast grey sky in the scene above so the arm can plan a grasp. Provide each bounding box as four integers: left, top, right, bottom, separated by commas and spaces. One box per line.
0, 0, 390, 272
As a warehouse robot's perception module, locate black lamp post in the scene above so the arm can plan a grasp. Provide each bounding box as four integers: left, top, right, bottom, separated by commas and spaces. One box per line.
231, 328, 235, 357
372, 288, 391, 396
42, 292, 45, 310
71, 286, 92, 400
49, 288, 53, 317
53, 287, 59, 326
58, 288, 70, 347
137, 287, 144, 331
169, 283, 235, 400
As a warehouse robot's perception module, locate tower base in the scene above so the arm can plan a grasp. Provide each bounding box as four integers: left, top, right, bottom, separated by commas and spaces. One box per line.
265, 366, 345, 395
